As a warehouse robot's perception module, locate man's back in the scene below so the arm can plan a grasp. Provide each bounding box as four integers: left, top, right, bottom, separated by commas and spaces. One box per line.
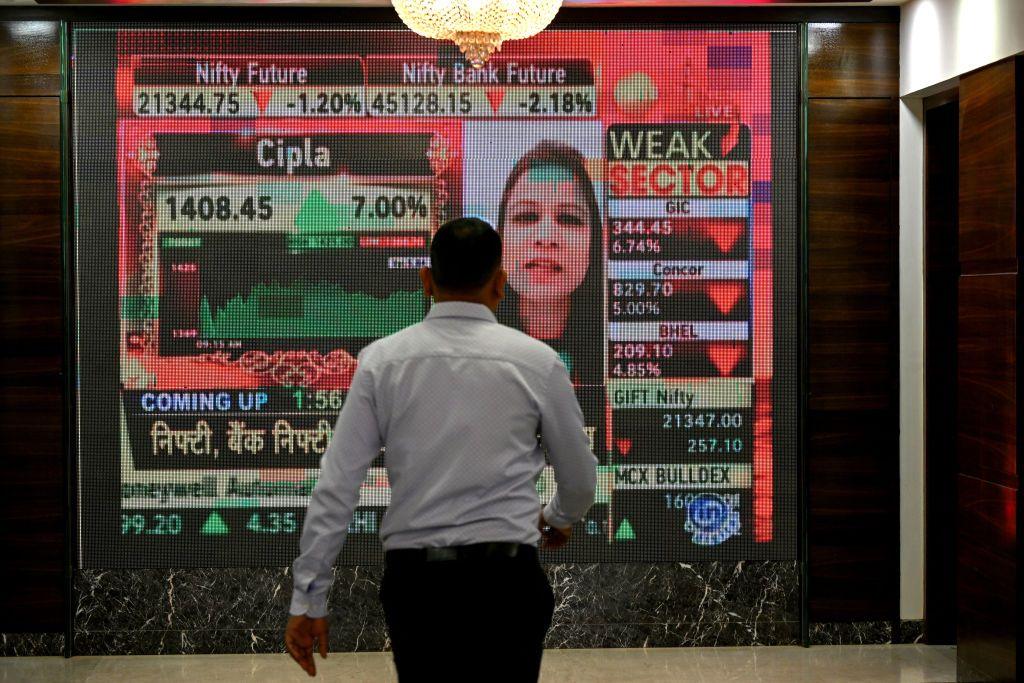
364, 301, 588, 550
286, 217, 597, 682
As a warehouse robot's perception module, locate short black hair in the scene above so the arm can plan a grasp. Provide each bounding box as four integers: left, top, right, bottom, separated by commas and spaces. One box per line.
429, 217, 502, 291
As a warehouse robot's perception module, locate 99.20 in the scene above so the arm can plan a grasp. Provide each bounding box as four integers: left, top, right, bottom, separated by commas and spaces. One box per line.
121, 513, 183, 535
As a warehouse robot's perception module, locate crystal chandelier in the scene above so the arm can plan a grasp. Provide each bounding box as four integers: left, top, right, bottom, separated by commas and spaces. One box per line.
392, 0, 563, 68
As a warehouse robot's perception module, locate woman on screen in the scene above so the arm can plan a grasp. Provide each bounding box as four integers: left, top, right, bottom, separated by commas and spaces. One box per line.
497, 141, 603, 384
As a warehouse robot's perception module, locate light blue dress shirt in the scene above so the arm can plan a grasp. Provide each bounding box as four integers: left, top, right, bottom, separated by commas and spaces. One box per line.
290, 301, 598, 617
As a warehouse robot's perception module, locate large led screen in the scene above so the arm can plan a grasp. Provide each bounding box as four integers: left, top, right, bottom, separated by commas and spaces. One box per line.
72, 25, 798, 566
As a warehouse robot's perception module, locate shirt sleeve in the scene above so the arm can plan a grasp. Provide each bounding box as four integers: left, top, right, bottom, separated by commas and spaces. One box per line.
538, 355, 599, 530
290, 357, 382, 617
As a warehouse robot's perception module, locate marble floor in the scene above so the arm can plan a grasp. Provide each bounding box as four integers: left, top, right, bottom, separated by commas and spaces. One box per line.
0, 645, 956, 682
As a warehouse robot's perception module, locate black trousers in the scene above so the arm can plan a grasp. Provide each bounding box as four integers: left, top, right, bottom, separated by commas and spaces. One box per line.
379, 546, 555, 682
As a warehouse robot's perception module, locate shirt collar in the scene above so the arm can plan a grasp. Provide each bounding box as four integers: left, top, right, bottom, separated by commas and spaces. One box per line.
425, 301, 498, 323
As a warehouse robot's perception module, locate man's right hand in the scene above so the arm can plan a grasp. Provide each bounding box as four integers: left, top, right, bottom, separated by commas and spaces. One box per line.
538, 512, 572, 550
285, 614, 329, 677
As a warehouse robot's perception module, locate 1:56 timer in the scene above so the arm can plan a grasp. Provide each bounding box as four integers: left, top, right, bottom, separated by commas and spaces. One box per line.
292, 389, 345, 411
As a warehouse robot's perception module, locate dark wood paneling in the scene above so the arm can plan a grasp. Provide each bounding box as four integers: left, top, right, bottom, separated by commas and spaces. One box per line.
953, 57, 1020, 683
0, 21, 60, 97
0, 96, 65, 633
807, 93, 899, 622
807, 99, 898, 408
923, 99, 958, 645
807, 408, 898, 616
807, 23, 898, 98
957, 274, 1018, 488
805, 20, 900, 625
807, 99, 897, 409
959, 60, 1018, 274
956, 475, 1017, 683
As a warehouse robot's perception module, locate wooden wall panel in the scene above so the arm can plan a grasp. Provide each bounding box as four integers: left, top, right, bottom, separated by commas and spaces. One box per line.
806, 409, 898, 616
955, 58, 1020, 683
807, 92, 899, 622
956, 474, 1017, 683
0, 21, 60, 97
957, 274, 1017, 488
807, 99, 898, 410
0, 24, 65, 634
958, 60, 1017, 273
807, 23, 898, 98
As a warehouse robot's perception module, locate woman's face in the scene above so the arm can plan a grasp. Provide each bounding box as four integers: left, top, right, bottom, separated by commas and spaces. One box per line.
502, 166, 592, 301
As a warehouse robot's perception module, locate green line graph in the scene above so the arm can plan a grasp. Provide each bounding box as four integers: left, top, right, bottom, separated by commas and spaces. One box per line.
291, 187, 433, 232
293, 189, 354, 232
199, 282, 424, 338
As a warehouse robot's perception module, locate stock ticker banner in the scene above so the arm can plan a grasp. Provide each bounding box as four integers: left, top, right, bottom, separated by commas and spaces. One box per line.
72, 25, 799, 567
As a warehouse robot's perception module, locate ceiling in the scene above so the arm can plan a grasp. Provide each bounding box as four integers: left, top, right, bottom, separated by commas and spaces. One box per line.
19, 0, 910, 6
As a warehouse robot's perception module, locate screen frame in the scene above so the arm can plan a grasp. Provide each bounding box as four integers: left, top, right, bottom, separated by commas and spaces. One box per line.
63, 15, 807, 573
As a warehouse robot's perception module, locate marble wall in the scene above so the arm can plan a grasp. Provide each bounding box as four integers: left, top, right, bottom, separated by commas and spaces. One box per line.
4, 569, 925, 655
4, 568, 925, 656
71, 561, 800, 655
807, 620, 925, 646
0, 633, 65, 657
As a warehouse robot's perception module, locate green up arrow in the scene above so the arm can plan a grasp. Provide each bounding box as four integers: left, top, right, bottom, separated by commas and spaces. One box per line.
201, 511, 230, 535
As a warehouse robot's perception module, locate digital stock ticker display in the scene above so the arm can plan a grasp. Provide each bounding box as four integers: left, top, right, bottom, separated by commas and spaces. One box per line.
72, 26, 798, 567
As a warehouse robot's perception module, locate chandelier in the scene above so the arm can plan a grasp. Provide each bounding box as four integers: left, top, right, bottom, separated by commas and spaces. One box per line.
392, 0, 563, 68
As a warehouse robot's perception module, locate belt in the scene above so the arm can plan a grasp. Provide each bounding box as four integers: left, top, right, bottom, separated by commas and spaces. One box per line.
385, 542, 536, 565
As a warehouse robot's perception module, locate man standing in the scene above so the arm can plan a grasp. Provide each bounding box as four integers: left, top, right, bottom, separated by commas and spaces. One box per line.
285, 217, 598, 681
